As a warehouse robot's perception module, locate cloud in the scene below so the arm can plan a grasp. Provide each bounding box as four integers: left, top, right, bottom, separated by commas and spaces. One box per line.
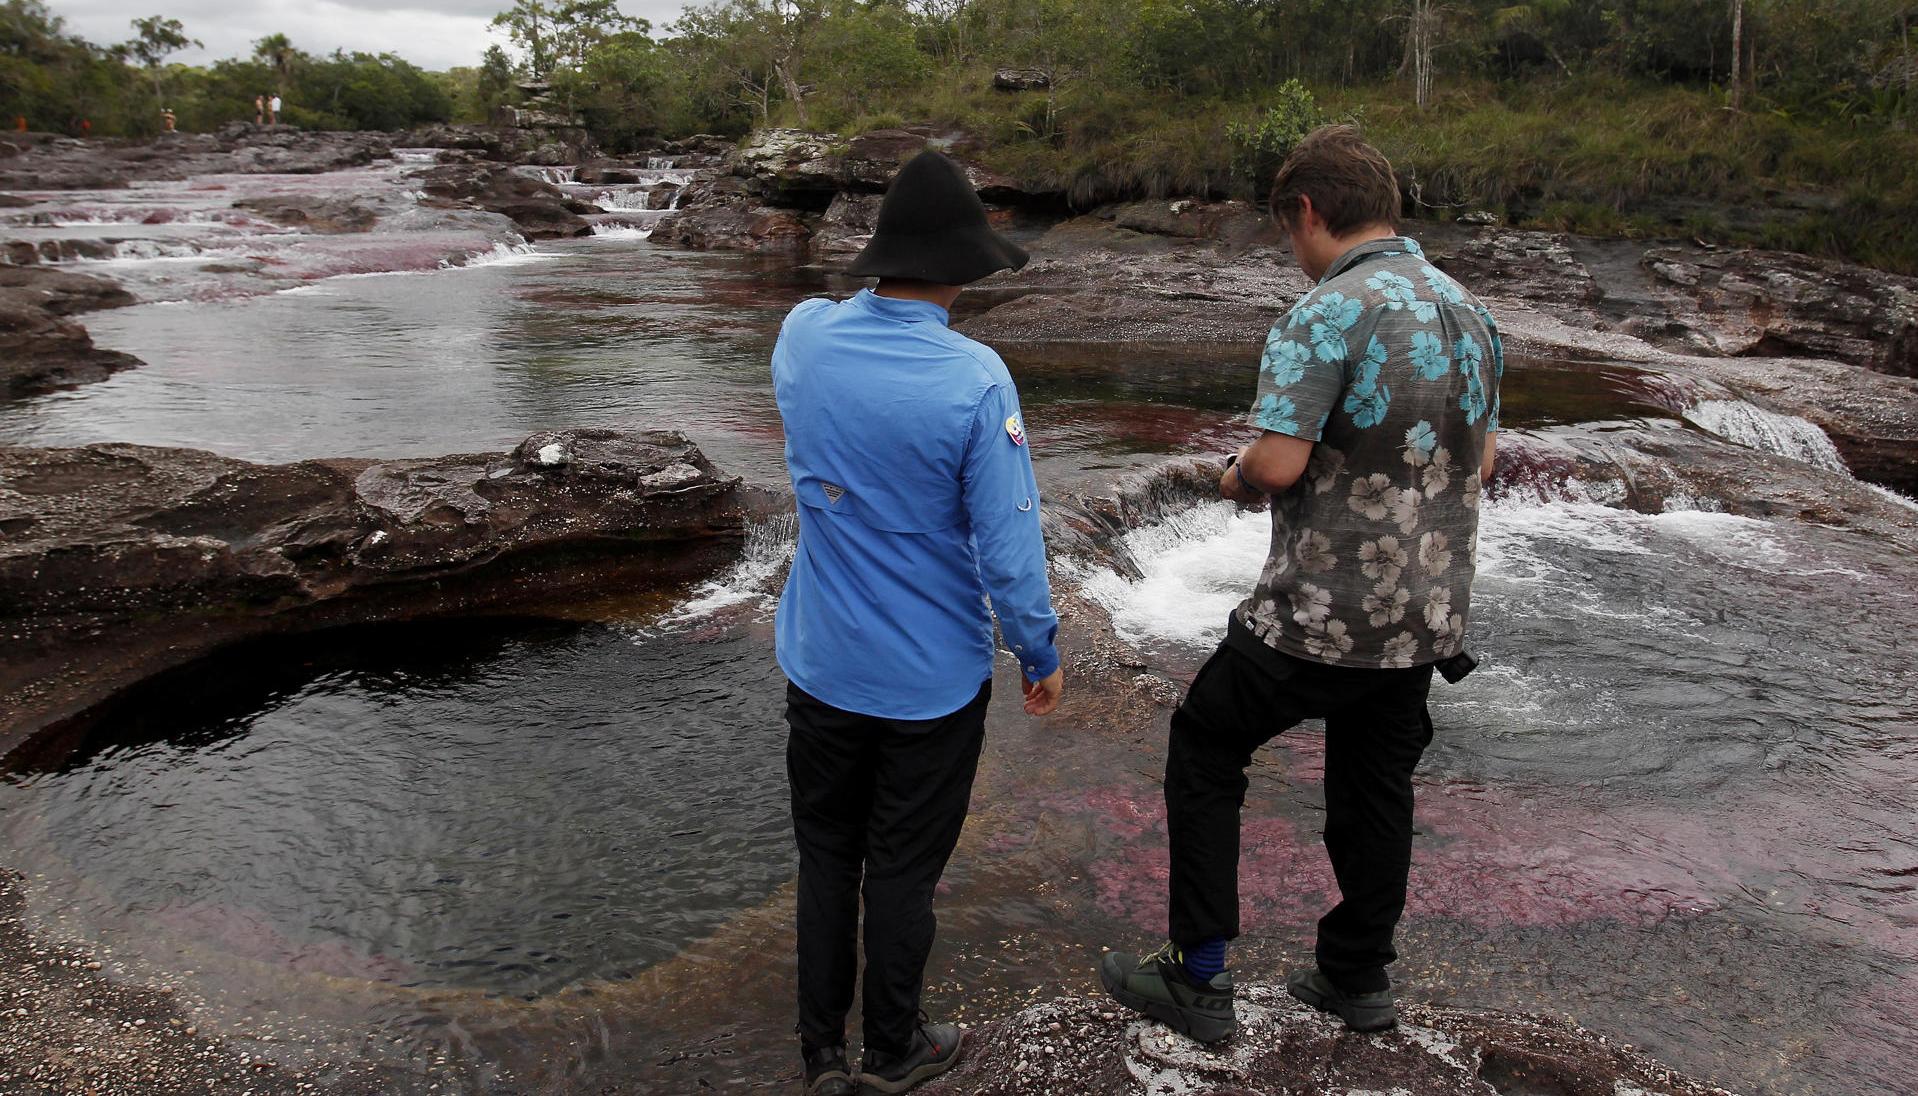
56, 0, 691, 72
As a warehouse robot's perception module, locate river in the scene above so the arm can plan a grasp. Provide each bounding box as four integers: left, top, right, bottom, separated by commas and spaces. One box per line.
1, 164, 1913, 1095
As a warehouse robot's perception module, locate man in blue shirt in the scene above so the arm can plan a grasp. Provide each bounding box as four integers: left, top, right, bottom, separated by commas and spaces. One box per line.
773, 150, 1062, 1096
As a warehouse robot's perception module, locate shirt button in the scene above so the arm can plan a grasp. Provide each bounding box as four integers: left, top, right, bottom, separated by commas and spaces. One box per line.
1014, 644, 1024, 652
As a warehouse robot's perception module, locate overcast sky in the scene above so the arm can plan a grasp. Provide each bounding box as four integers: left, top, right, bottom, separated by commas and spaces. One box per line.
54, 0, 691, 72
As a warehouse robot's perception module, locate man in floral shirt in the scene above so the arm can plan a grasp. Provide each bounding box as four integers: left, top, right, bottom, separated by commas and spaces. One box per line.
1101, 125, 1500, 1041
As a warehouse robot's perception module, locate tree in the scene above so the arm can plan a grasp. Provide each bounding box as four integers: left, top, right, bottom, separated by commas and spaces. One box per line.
118, 14, 197, 109
550, 0, 640, 73
477, 43, 516, 118
252, 32, 298, 95
491, 0, 554, 80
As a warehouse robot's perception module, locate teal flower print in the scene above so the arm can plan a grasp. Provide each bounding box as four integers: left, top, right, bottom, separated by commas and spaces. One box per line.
1308, 291, 1363, 362
1401, 237, 1425, 257
1455, 334, 1487, 423
1256, 393, 1301, 434
1343, 336, 1391, 428
1403, 421, 1437, 466
1420, 263, 1464, 305
1262, 332, 1312, 386
1367, 270, 1436, 323
1410, 330, 1450, 380
1314, 292, 1364, 330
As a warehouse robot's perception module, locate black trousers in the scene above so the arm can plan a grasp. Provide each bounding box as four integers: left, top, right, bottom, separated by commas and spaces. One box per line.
786, 680, 989, 1059
1166, 617, 1434, 994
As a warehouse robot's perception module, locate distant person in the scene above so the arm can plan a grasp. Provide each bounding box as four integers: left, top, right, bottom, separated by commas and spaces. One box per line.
772, 150, 1061, 1095
255, 95, 265, 125
161, 108, 176, 133
268, 94, 281, 125
1098, 125, 1503, 1041
79, 118, 91, 138
14, 115, 26, 132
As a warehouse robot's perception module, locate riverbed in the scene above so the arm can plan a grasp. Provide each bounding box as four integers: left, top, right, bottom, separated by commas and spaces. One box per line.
2, 168, 1915, 1095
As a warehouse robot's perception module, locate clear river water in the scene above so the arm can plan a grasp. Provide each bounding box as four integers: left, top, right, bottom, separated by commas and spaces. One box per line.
1, 166, 1914, 1095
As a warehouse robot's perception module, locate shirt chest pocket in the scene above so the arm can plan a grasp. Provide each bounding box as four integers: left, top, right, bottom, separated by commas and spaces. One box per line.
796, 475, 965, 534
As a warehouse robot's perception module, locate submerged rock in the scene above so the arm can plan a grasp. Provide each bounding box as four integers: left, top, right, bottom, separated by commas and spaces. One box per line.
0, 266, 141, 395
924, 985, 1735, 1096
0, 430, 771, 744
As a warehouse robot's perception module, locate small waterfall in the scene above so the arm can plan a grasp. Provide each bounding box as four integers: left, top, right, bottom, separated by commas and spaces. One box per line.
593, 187, 652, 212
437, 240, 547, 269
516, 165, 577, 185
646, 155, 679, 171
649, 513, 798, 629
1682, 400, 1849, 474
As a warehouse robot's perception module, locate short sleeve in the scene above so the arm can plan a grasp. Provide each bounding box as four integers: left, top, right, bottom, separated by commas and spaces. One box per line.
1248, 291, 1350, 442
1481, 306, 1505, 433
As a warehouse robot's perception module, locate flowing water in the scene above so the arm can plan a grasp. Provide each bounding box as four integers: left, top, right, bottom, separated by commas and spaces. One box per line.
2, 163, 1915, 1095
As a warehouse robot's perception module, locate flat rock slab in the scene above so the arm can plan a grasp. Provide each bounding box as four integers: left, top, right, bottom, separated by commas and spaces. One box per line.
0, 266, 141, 395
925, 984, 1736, 1096
0, 429, 765, 743
0, 126, 393, 190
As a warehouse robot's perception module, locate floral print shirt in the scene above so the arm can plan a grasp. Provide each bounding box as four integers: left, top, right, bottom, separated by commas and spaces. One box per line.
1238, 236, 1502, 669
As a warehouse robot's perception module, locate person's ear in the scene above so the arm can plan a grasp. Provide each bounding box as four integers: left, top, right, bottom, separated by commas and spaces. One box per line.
1295, 193, 1320, 237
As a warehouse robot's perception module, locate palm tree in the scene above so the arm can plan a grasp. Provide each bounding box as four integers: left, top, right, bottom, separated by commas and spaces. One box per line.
253, 32, 296, 95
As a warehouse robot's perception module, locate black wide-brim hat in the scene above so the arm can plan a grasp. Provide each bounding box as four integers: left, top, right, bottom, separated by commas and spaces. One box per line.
846, 150, 1029, 285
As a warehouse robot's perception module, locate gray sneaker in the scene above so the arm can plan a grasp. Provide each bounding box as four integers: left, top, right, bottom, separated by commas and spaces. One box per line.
1285, 967, 1396, 1031
1098, 943, 1237, 1044
802, 1044, 855, 1096
857, 1022, 964, 1095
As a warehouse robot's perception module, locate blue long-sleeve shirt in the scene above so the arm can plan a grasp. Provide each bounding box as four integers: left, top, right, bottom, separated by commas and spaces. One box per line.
771, 289, 1060, 720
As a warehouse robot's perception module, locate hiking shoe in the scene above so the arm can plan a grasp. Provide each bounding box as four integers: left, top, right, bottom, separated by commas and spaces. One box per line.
802, 1043, 855, 1096
1285, 967, 1397, 1032
1098, 943, 1237, 1044
857, 1022, 964, 1094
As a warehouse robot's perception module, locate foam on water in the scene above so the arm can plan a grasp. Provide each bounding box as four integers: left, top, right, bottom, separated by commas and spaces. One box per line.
590, 224, 653, 240
648, 514, 798, 630
1682, 399, 1849, 473
438, 240, 550, 269
1075, 501, 1268, 649
1072, 489, 1824, 653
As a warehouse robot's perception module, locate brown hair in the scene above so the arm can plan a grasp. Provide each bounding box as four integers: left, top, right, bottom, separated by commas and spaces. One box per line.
1269, 124, 1400, 236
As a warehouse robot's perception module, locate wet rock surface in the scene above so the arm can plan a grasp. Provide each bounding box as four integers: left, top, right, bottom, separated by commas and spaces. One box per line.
0, 126, 392, 190
0, 868, 403, 1095
925, 985, 1735, 1096
1417, 226, 1918, 378
0, 266, 141, 395
0, 430, 765, 746
413, 162, 595, 239
650, 175, 815, 252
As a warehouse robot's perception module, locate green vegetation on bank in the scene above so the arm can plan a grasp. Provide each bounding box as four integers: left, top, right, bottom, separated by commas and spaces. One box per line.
3, 0, 1916, 271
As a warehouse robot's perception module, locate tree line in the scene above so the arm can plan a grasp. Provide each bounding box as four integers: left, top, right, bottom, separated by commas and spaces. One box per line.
4, 0, 1915, 269
0, 0, 455, 135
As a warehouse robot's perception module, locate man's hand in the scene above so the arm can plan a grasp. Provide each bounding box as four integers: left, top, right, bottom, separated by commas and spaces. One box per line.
1219, 447, 1264, 506
1023, 666, 1063, 716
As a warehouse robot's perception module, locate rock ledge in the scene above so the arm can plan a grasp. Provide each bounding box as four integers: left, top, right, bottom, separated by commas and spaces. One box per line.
925, 984, 1736, 1096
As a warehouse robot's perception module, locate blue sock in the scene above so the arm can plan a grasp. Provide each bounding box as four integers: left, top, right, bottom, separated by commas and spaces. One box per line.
1182, 937, 1226, 982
